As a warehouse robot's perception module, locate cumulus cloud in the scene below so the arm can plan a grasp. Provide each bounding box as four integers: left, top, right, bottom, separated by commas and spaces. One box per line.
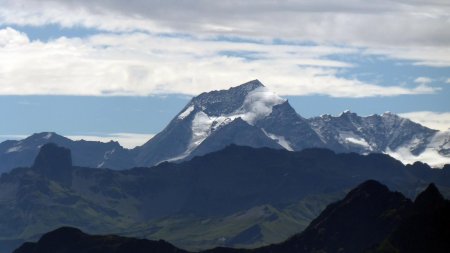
0, 27, 439, 97
399, 111, 450, 131
241, 87, 286, 123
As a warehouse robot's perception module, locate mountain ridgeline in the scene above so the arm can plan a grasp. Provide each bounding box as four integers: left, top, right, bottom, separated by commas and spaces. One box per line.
1, 143, 449, 252
14, 180, 450, 253
1, 80, 449, 174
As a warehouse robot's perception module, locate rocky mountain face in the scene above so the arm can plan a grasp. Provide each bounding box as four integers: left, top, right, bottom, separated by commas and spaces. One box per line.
1, 143, 450, 253
131, 79, 450, 167
14, 180, 450, 253
1, 80, 449, 171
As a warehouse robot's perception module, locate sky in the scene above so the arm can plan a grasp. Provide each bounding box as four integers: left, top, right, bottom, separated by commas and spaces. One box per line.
0, 0, 449, 148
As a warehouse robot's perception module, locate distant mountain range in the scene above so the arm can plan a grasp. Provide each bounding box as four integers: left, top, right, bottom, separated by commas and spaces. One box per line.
1, 80, 449, 174
14, 180, 450, 253
1, 143, 449, 253
0, 132, 134, 173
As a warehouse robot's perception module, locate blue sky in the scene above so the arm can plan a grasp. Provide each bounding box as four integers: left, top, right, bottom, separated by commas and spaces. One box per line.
0, 0, 449, 147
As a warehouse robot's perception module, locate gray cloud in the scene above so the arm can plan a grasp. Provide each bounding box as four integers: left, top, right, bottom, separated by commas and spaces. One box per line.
0, 1, 448, 97
2, 0, 450, 47
0, 27, 440, 97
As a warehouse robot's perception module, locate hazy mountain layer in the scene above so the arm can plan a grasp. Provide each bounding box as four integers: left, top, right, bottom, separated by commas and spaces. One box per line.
1, 143, 449, 252
0, 132, 133, 173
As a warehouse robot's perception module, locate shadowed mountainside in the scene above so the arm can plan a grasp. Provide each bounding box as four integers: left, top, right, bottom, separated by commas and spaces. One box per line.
14, 181, 450, 253
1, 143, 450, 253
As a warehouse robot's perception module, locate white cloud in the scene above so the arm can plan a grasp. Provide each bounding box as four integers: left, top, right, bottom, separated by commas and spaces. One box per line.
446, 78, 450, 84
386, 130, 450, 168
0, 27, 439, 97
399, 111, 450, 131
0, 0, 449, 67
364, 46, 450, 67
386, 146, 450, 168
414, 77, 433, 84
241, 87, 286, 124
67, 133, 154, 148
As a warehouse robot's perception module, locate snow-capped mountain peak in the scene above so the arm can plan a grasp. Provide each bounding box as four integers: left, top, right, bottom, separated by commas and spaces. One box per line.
2, 80, 450, 171
170, 83, 286, 160
135, 80, 450, 168
188, 79, 265, 116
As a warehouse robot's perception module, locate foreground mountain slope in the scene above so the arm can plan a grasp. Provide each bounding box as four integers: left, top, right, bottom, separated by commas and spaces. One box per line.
15, 181, 450, 253
14, 227, 188, 253
254, 180, 413, 253
374, 183, 450, 253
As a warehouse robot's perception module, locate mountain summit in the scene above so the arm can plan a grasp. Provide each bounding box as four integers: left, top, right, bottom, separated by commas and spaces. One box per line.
134, 80, 450, 167
135, 79, 297, 165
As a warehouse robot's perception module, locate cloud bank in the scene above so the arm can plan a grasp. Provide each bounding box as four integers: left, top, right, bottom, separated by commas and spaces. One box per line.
0, 0, 449, 97
400, 111, 450, 131
2, 0, 450, 47
0, 27, 440, 97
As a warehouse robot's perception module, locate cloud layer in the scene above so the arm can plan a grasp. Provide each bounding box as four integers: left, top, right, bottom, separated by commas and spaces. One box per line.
400, 111, 450, 131
2, 0, 450, 47
0, 27, 441, 97
0, 0, 449, 97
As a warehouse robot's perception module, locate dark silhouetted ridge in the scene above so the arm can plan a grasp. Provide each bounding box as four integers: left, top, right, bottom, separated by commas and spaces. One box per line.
33, 143, 72, 170
32, 143, 73, 184
414, 183, 445, 210
381, 183, 450, 253
13, 226, 188, 253
268, 180, 412, 253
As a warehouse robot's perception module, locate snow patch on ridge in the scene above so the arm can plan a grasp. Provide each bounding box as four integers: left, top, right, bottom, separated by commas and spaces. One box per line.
338, 131, 372, 150
6, 145, 22, 153
262, 129, 293, 151
168, 111, 238, 161
178, 105, 195, 120
345, 137, 371, 149
43, 133, 53, 139
191, 112, 215, 149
